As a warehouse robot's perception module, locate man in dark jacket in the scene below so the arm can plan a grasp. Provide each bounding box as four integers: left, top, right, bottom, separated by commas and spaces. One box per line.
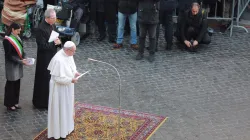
113, 0, 139, 49
175, 0, 200, 39
135, 0, 160, 62
178, 2, 211, 51
156, 0, 177, 51
90, 0, 106, 41
90, 0, 118, 42
33, 9, 61, 109
104, 0, 118, 43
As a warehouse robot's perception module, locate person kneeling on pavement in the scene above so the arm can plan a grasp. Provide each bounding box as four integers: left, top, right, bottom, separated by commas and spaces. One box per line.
136, 0, 160, 62
177, 2, 211, 52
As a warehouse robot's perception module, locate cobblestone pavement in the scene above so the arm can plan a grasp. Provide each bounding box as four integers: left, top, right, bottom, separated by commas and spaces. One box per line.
0, 28, 250, 140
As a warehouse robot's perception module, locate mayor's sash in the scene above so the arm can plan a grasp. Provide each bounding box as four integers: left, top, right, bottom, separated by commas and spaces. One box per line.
5, 35, 23, 59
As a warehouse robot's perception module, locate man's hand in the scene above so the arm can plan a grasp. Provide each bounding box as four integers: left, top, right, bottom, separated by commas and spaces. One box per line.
71, 78, 78, 83
22, 59, 29, 65
54, 38, 61, 45
74, 72, 81, 78
184, 40, 191, 47
193, 40, 198, 46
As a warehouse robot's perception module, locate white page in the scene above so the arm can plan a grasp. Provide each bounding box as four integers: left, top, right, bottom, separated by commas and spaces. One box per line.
26, 58, 35, 65
76, 70, 90, 80
48, 30, 59, 42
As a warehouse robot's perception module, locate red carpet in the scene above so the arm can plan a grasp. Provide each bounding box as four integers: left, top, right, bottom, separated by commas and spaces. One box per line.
34, 102, 167, 140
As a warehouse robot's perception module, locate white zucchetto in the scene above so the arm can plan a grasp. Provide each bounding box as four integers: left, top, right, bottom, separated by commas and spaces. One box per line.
64, 41, 75, 48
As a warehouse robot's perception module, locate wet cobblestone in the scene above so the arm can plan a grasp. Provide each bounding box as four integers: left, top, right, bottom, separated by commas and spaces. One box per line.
0, 28, 250, 140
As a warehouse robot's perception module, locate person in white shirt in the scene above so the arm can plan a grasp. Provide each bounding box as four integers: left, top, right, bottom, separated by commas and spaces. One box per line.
47, 41, 80, 139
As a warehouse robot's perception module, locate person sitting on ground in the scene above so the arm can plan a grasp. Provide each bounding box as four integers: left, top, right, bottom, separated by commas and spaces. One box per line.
177, 2, 211, 52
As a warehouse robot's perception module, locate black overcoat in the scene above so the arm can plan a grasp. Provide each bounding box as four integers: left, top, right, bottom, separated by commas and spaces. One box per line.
32, 20, 60, 108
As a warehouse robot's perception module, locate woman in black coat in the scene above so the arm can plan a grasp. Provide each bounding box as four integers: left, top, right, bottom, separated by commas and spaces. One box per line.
3, 23, 29, 111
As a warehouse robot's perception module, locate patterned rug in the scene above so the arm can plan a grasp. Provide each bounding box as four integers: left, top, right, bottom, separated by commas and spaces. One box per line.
34, 102, 167, 140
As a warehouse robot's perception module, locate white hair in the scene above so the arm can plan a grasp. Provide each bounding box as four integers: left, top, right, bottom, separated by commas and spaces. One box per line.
44, 8, 56, 18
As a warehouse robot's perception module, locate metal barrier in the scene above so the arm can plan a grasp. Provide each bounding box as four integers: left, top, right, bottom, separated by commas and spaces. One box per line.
201, 0, 235, 36
233, 0, 250, 33
202, 0, 249, 36
173, 0, 249, 37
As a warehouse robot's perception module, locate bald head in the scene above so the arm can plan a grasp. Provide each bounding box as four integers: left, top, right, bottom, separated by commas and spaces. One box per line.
191, 2, 200, 15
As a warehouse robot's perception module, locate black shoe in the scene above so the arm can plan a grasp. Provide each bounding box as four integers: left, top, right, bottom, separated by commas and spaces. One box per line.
97, 35, 106, 41
135, 53, 143, 60
189, 45, 198, 52
166, 44, 172, 50
108, 39, 116, 43
148, 54, 155, 62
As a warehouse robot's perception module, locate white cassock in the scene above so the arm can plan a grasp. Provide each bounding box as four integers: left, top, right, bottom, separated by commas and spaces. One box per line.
47, 49, 77, 139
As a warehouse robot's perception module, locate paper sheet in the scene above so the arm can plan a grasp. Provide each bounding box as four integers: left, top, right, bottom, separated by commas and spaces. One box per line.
76, 70, 90, 80
26, 58, 35, 65
48, 30, 59, 42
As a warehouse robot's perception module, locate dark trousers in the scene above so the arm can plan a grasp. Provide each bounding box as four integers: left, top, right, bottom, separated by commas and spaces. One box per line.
156, 10, 174, 47
4, 79, 20, 107
139, 23, 157, 55
107, 23, 116, 41
185, 27, 211, 44
175, 10, 185, 38
104, 2, 118, 40
96, 11, 106, 36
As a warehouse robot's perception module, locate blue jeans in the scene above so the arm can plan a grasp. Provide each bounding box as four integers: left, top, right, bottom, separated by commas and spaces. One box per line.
117, 12, 137, 44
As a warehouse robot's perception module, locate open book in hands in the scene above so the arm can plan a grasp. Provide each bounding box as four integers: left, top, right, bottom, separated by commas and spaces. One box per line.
26, 58, 36, 65
76, 71, 90, 80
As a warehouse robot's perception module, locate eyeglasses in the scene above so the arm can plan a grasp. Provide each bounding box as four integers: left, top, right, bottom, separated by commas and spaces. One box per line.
67, 49, 75, 53
49, 17, 57, 20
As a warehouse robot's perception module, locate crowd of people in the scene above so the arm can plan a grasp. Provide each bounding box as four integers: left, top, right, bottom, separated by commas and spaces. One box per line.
2, 0, 213, 139
87, 0, 211, 62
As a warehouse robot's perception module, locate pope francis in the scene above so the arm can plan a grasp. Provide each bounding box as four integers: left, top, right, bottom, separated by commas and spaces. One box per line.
47, 41, 80, 139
